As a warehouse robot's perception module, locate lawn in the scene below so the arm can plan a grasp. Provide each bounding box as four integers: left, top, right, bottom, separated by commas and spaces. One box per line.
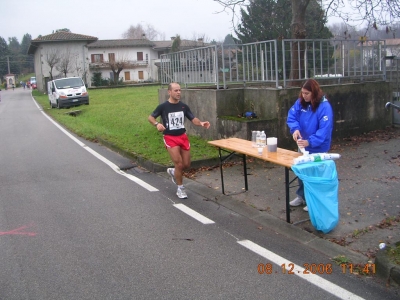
32, 86, 218, 166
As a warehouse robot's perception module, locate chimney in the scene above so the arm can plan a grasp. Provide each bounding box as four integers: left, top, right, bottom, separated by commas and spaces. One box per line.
142, 34, 146, 39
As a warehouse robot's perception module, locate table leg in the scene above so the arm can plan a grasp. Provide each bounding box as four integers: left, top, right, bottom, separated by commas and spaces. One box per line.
285, 167, 290, 223
243, 154, 248, 191
218, 148, 225, 195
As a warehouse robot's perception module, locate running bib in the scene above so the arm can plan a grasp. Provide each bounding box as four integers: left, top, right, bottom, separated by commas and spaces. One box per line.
168, 111, 185, 130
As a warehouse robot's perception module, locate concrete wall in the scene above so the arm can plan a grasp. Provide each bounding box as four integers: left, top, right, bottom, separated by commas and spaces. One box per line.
158, 81, 391, 149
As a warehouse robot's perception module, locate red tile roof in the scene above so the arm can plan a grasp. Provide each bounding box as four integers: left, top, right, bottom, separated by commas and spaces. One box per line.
32, 31, 98, 42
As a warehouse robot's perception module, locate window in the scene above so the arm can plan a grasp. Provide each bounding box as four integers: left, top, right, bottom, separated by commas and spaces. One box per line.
91, 54, 104, 63
108, 53, 115, 62
145, 53, 148, 63
125, 71, 130, 81
137, 52, 143, 61
138, 71, 144, 80
158, 51, 165, 58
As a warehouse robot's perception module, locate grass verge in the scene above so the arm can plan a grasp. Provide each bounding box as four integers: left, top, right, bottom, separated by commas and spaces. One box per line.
32, 86, 218, 166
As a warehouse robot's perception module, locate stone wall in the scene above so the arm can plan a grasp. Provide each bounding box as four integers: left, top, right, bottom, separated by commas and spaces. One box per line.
158, 81, 391, 149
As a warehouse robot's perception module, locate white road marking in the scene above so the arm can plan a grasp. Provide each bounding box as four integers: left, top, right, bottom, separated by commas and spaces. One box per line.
33, 97, 158, 192
173, 204, 215, 224
238, 240, 365, 300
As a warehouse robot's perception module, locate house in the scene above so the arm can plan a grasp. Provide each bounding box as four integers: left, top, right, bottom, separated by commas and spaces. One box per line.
28, 31, 98, 92
87, 39, 157, 83
87, 37, 210, 84
28, 32, 210, 91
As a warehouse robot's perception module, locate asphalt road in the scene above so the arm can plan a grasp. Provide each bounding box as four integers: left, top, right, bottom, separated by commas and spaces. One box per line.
0, 88, 397, 299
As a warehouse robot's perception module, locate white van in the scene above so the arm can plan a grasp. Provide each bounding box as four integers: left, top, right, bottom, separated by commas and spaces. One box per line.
47, 77, 89, 108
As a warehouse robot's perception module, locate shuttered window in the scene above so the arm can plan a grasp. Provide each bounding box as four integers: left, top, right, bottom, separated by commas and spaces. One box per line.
108, 53, 115, 62
91, 54, 103, 63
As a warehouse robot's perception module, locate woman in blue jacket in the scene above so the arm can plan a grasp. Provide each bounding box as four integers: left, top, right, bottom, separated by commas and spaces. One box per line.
287, 79, 333, 211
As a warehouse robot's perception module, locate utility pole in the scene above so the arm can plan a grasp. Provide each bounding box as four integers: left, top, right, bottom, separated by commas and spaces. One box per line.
7, 56, 10, 74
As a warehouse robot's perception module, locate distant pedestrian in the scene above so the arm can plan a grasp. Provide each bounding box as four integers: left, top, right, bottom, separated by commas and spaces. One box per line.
286, 79, 334, 211
148, 82, 210, 199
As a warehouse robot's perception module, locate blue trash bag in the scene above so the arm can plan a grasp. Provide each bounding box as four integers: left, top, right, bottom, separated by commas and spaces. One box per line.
291, 160, 339, 233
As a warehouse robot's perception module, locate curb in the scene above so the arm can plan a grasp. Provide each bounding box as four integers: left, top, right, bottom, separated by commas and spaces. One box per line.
375, 242, 400, 287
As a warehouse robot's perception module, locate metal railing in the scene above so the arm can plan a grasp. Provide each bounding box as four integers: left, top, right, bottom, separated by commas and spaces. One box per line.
160, 39, 387, 88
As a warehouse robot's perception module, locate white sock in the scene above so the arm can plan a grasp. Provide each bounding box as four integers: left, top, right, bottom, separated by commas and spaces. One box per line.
178, 185, 184, 189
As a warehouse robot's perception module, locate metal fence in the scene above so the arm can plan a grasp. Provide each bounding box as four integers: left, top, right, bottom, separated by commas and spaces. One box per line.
160, 39, 387, 89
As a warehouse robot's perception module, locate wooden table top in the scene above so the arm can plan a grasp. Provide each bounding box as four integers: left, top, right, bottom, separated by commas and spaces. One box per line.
208, 138, 301, 168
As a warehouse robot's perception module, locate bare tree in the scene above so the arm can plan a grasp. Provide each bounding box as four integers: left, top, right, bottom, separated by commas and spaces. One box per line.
190, 33, 210, 43
107, 54, 130, 85
122, 23, 162, 40
56, 48, 73, 78
45, 49, 61, 80
73, 53, 83, 79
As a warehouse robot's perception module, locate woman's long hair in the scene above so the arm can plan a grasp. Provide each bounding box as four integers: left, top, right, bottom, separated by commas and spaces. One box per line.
299, 79, 325, 112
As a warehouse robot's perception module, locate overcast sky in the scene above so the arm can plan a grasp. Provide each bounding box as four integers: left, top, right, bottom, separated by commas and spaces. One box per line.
1, 0, 234, 43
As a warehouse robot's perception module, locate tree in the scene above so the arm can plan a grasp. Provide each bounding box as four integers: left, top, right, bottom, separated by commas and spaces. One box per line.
7, 37, 21, 75
56, 48, 73, 77
171, 35, 182, 52
0, 36, 10, 79
122, 23, 161, 40
55, 28, 71, 33
45, 49, 61, 79
234, 0, 332, 81
20, 33, 34, 73
215, 0, 400, 83
107, 54, 129, 85
214, 0, 400, 38
223, 34, 236, 45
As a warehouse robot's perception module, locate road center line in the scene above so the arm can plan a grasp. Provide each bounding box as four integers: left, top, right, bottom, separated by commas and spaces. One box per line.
238, 240, 365, 300
173, 204, 215, 224
33, 96, 158, 192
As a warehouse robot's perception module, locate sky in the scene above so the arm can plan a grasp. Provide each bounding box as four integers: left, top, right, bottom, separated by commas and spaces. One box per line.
0, 0, 235, 43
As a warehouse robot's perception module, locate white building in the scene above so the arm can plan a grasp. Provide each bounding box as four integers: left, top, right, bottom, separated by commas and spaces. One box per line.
87, 39, 157, 83
28, 31, 98, 92
28, 32, 209, 92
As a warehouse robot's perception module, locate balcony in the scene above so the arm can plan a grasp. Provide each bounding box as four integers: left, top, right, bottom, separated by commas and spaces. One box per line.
89, 60, 149, 69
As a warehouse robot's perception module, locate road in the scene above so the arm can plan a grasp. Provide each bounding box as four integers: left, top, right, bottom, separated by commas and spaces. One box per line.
0, 88, 397, 299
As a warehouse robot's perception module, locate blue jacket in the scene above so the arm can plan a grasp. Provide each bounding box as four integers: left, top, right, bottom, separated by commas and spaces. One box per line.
287, 96, 333, 153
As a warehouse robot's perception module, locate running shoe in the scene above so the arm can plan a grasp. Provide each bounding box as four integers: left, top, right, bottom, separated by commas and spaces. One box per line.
167, 168, 176, 184
176, 187, 188, 199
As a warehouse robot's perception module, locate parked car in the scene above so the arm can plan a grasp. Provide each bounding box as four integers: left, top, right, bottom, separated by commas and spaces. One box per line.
47, 77, 89, 109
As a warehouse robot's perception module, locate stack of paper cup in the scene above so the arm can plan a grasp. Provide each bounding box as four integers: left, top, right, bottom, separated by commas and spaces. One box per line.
267, 137, 277, 152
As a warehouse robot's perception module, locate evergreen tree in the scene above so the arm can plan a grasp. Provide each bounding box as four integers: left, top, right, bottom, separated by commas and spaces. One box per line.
235, 0, 332, 43
171, 35, 181, 53
20, 33, 34, 73
0, 36, 10, 79
7, 37, 21, 75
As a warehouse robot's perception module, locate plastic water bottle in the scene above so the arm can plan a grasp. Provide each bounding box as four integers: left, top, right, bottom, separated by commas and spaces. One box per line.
260, 131, 266, 147
298, 138, 305, 154
252, 131, 257, 147
256, 131, 261, 147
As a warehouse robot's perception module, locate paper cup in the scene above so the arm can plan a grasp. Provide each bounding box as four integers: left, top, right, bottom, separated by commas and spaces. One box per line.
267, 137, 277, 152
